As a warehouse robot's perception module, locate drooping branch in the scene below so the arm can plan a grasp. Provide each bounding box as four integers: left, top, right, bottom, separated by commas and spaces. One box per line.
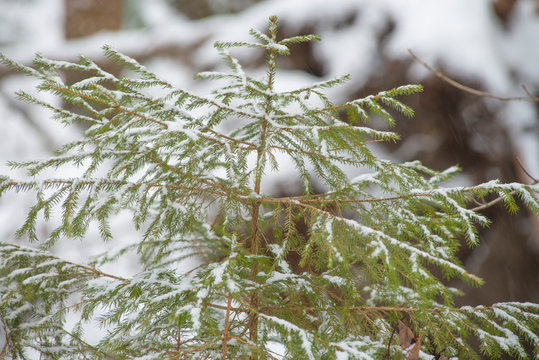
0, 242, 126, 282
1, 178, 239, 202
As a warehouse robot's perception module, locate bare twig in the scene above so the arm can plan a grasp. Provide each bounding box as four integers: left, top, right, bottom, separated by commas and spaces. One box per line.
0, 322, 11, 358
516, 156, 538, 183
470, 195, 510, 212
471, 156, 538, 212
405, 51, 539, 211
176, 325, 181, 353
408, 49, 539, 102
221, 296, 233, 359
387, 322, 399, 360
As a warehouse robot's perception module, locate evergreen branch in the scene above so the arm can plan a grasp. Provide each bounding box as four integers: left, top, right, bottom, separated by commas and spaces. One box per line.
144, 153, 249, 198
62, 259, 126, 282
279, 75, 350, 96
258, 192, 432, 205
0, 317, 11, 359
257, 181, 537, 210
0, 53, 41, 77
60, 327, 120, 360
1, 17, 537, 359
15, 90, 101, 125
199, 126, 258, 149
471, 192, 515, 211
273, 128, 347, 190
298, 202, 481, 282
48, 83, 170, 129
196, 94, 265, 122
168, 338, 221, 359
1, 178, 235, 201
0, 243, 125, 282
273, 123, 399, 141
102, 45, 171, 85
234, 294, 377, 358
312, 87, 422, 122
228, 336, 280, 360
258, 304, 499, 314
471, 159, 538, 211
326, 139, 385, 152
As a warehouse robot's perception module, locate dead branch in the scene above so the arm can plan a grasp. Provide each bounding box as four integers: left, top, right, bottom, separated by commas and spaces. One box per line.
408, 49, 539, 102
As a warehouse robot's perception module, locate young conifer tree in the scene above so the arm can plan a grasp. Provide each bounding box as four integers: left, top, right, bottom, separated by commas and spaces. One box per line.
0, 16, 538, 360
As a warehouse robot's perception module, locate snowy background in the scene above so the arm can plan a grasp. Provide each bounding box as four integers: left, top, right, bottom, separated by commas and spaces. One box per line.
1, 0, 538, 353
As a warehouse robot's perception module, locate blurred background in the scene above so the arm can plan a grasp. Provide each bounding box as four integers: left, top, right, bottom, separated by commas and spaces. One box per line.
0, 0, 538, 325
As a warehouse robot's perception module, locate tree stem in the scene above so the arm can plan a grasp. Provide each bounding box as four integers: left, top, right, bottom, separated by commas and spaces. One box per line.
248, 44, 276, 359
222, 296, 233, 359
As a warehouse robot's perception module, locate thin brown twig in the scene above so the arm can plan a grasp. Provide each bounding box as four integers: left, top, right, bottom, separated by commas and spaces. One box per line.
471, 193, 512, 211
515, 156, 538, 183
470, 157, 538, 212
0, 329, 11, 358
2, 242, 125, 282
1, 334, 22, 360
167, 338, 220, 359
145, 154, 242, 197
63, 259, 126, 281
522, 85, 534, 98
408, 49, 539, 102
61, 327, 119, 360
387, 322, 399, 360
176, 325, 181, 353
471, 196, 487, 207
221, 296, 233, 360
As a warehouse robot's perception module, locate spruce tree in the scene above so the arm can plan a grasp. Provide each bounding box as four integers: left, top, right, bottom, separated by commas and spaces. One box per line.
1, 16, 538, 359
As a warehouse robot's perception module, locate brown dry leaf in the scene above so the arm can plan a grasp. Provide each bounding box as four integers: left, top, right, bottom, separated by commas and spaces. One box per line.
398, 319, 415, 349
439, 356, 449, 360
406, 335, 421, 360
